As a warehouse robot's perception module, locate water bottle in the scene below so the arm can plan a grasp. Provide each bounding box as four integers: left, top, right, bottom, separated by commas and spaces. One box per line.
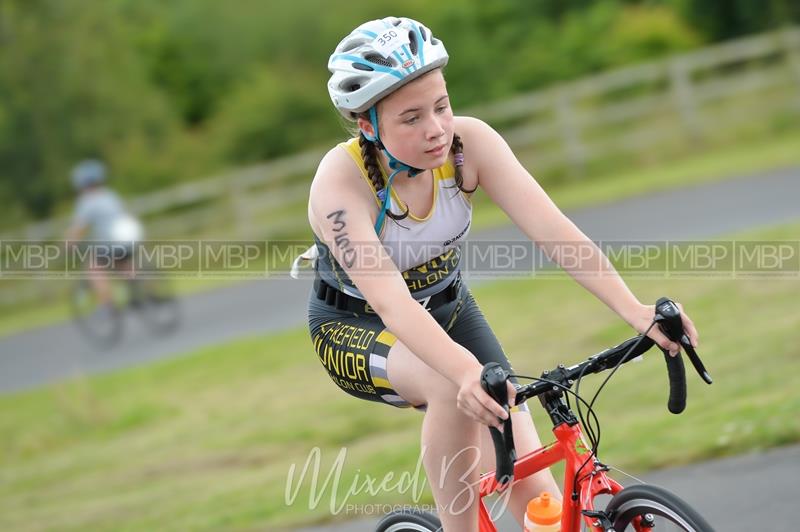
523, 491, 561, 531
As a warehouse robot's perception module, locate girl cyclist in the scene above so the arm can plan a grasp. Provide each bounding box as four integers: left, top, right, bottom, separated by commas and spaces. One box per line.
66, 159, 144, 315
303, 16, 699, 531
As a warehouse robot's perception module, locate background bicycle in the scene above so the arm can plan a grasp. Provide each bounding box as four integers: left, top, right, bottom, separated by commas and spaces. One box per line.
71, 274, 180, 347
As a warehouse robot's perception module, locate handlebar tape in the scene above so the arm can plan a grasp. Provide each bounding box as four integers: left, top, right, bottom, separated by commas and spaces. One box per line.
662, 348, 687, 414
488, 425, 515, 485
481, 362, 516, 484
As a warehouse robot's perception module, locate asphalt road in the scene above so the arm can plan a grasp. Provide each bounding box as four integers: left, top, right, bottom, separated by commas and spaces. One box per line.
1, 166, 798, 394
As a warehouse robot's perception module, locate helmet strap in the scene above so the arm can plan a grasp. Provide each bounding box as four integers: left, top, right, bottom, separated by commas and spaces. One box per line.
361, 106, 422, 235
363, 106, 422, 178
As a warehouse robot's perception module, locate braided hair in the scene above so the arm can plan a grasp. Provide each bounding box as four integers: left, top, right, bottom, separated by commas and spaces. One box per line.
448, 133, 476, 194
357, 131, 475, 223
358, 132, 409, 222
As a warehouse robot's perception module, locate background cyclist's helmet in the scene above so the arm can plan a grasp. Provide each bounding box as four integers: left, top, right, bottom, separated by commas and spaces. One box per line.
71, 159, 107, 190
328, 16, 448, 120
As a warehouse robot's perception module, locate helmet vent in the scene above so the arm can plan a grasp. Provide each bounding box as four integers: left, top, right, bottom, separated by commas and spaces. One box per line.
352, 62, 374, 71
364, 53, 393, 67
430, 36, 440, 45
408, 31, 418, 56
342, 77, 369, 93
339, 37, 368, 53
420, 27, 428, 42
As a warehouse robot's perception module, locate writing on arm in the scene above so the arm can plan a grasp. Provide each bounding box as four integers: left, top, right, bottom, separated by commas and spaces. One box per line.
326, 209, 357, 268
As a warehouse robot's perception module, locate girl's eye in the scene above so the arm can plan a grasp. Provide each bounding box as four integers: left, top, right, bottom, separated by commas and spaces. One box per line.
435, 106, 448, 113
404, 116, 419, 124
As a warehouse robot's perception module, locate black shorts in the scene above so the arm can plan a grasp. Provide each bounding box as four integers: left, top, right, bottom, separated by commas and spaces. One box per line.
308, 281, 528, 413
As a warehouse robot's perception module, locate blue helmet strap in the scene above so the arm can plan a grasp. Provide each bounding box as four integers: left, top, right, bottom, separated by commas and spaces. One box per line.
363, 106, 422, 235
374, 168, 400, 236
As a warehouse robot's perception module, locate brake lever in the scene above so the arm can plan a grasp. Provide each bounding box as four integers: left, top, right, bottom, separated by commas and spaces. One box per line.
680, 335, 713, 384
655, 297, 713, 385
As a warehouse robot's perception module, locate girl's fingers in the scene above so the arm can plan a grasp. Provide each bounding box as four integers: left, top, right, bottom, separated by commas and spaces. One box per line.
479, 392, 508, 424
650, 327, 680, 356
461, 384, 516, 429
462, 394, 502, 428
506, 381, 517, 408
682, 315, 699, 347
675, 302, 699, 347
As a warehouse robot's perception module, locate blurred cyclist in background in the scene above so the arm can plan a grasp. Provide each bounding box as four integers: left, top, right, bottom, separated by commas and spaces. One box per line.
66, 159, 144, 313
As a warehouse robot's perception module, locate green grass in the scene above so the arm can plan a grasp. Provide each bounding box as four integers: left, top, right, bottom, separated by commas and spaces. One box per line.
1, 221, 799, 531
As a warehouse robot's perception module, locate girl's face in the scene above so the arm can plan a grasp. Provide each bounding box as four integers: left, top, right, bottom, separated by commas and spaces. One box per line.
359, 69, 454, 170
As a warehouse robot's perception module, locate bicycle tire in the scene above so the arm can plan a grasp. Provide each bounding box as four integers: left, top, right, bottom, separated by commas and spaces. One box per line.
604, 484, 714, 531
375, 508, 442, 532
131, 278, 180, 335
70, 279, 123, 347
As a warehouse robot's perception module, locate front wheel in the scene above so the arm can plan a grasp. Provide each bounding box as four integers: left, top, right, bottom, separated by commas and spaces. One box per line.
375, 508, 442, 532
604, 484, 714, 531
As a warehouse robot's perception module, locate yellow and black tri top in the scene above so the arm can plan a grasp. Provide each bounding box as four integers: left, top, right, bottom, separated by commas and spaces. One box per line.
314, 137, 473, 301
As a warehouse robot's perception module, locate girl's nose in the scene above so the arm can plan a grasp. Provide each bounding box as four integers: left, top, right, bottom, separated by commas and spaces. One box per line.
428, 117, 445, 139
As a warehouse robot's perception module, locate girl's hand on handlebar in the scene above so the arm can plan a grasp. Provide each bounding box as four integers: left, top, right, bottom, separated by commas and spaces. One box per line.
456, 363, 515, 429
629, 302, 699, 356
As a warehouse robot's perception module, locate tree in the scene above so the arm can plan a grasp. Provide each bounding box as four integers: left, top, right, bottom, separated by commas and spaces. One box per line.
668, 0, 800, 41
0, 0, 177, 219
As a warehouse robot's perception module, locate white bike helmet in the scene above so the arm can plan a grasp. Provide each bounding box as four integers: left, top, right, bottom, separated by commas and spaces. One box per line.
71, 159, 107, 190
328, 17, 448, 120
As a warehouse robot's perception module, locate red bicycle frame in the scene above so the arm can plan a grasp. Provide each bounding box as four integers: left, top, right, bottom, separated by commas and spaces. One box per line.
477, 422, 624, 532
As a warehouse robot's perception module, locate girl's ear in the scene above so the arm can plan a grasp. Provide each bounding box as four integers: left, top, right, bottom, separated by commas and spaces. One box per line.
357, 116, 377, 141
